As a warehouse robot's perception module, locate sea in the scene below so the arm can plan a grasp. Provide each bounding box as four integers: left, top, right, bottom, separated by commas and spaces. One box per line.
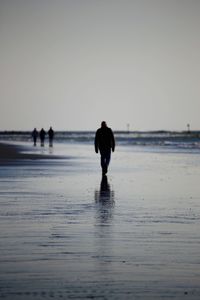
0, 130, 200, 153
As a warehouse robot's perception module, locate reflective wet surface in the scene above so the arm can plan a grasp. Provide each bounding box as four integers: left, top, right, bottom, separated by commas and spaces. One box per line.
0, 144, 200, 299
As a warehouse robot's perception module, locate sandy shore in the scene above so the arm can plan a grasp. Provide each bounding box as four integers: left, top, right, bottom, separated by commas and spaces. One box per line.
0, 142, 200, 299
0, 142, 69, 163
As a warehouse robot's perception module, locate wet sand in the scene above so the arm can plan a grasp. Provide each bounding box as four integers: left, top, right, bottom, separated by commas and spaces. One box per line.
0, 142, 200, 299
0, 142, 69, 162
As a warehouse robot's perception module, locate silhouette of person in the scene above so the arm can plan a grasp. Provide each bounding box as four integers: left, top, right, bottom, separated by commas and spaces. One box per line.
32, 128, 38, 146
95, 121, 115, 175
48, 126, 54, 147
40, 128, 46, 147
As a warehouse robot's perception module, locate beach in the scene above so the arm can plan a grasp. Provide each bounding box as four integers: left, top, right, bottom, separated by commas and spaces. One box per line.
0, 141, 200, 299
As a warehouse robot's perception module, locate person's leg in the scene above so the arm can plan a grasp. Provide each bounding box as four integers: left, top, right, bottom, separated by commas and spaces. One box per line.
49, 138, 53, 147
100, 153, 106, 173
100, 150, 111, 175
41, 139, 44, 147
105, 151, 111, 169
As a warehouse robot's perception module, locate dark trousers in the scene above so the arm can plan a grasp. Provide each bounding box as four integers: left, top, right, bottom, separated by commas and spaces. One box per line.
100, 149, 111, 173
49, 138, 53, 147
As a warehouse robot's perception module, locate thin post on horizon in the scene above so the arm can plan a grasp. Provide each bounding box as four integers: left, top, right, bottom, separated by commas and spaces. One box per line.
187, 123, 190, 133
127, 123, 130, 133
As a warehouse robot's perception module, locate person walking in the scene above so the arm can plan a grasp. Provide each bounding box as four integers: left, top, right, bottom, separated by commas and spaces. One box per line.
48, 126, 54, 147
32, 128, 38, 146
40, 128, 46, 147
95, 121, 115, 176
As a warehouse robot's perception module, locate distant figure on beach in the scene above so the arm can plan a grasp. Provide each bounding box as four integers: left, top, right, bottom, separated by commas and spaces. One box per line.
48, 126, 54, 147
40, 128, 46, 147
95, 121, 115, 176
32, 128, 38, 146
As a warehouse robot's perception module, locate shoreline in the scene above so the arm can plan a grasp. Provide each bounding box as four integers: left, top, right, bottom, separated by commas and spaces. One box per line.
0, 142, 70, 164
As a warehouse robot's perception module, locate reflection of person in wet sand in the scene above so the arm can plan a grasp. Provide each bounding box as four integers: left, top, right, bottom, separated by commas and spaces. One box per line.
95, 175, 115, 222
99, 175, 112, 201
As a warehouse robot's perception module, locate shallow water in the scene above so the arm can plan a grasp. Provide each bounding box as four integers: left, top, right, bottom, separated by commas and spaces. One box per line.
0, 143, 200, 299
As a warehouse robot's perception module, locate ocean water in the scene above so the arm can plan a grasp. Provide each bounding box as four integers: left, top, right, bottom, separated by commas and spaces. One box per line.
0, 130, 200, 153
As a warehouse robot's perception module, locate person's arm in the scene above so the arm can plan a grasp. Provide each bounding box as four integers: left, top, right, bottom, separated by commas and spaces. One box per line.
111, 130, 115, 152
94, 131, 99, 153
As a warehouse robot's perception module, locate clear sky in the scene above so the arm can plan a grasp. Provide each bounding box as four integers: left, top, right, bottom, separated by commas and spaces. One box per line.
0, 0, 200, 131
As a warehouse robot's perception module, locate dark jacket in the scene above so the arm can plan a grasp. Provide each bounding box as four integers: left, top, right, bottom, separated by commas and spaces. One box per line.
48, 128, 54, 140
40, 129, 46, 141
95, 127, 115, 153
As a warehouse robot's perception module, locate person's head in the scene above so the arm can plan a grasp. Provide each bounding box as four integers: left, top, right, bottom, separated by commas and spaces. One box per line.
101, 121, 107, 128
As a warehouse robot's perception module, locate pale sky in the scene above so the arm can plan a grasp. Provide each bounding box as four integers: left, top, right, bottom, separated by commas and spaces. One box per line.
0, 0, 200, 131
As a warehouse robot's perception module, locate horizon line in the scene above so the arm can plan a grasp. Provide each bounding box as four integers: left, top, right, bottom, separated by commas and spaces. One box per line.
0, 129, 199, 133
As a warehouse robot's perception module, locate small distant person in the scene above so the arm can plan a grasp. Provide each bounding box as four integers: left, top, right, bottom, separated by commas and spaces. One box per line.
40, 128, 46, 147
48, 126, 54, 147
32, 128, 38, 146
95, 121, 115, 176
